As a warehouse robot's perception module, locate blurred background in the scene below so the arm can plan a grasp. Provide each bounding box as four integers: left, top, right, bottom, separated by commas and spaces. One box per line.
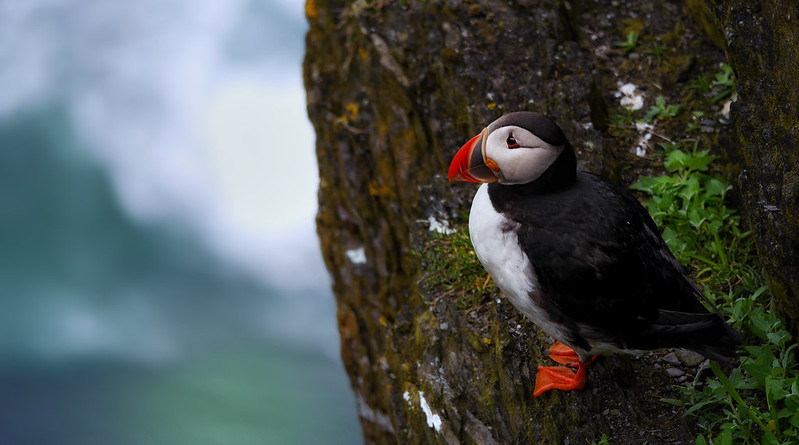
0, 1, 361, 444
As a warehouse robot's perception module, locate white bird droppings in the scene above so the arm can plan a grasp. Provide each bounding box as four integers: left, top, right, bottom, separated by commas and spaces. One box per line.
418, 392, 442, 432
633, 122, 655, 157
720, 92, 736, 118
345, 247, 366, 264
427, 216, 455, 235
616, 82, 644, 111
635, 133, 652, 157
404, 390, 442, 432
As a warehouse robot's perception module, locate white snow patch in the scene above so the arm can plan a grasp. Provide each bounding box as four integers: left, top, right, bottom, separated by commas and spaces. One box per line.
418, 392, 442, 432
616, 82, 644, 111
428, 216, 455, 235
345, 247, 367, 264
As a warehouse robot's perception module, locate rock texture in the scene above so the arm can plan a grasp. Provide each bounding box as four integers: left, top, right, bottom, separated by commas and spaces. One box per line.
302, 0, 781, 442
703, 0, 799, 338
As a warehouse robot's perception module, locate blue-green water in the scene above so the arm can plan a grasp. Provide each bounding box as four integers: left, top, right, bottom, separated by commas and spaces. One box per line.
0, 103, 360, 445
1, 345, 356, 444
0, 2, 361, 443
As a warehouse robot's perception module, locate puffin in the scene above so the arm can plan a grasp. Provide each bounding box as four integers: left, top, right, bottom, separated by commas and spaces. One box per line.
448, 111, 741, 397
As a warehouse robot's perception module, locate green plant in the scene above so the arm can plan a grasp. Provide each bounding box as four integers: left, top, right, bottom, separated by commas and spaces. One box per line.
630, 143, 735, 267
592, 433, 611, 445
615, 31, 639, 53
688, 74, 713, 95
631, 142, 799, 444
664, 293, 799, 445
710, 64, 736, 103
687, 64, 736, 104
645, 41, 667, 63
643, 96, 681, 121
685, 111, 705, 133
608, 112, 635, 128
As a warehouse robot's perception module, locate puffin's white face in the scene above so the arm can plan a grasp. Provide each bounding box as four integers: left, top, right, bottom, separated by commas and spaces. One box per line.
483, 125, 564, 185
448, 111, 571, 186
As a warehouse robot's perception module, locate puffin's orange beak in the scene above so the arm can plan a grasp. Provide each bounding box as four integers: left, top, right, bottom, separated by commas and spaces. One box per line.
448, 128, 498, 183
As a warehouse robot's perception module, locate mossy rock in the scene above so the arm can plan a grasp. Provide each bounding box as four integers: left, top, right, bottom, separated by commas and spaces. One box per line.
703, 0, 799, 338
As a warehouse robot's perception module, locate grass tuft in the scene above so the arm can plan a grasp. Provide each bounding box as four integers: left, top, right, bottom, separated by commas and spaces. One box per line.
615, 31, 639, 53
415, 226, 496, 310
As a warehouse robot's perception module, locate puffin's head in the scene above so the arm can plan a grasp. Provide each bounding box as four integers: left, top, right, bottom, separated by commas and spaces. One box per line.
448, 111, 576, 187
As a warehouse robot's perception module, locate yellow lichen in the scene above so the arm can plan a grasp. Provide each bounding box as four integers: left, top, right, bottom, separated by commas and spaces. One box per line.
346, 102, 359, 121
305, 0, 317, 19
369, 182, 394, 197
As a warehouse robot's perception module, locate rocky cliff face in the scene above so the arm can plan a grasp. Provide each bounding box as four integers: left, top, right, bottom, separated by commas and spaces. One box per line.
703, 0, 799, 338
304, 0, 793, 442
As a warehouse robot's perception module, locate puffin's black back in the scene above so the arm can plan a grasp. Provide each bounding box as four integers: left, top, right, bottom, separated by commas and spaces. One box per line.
488, 170, 741, 360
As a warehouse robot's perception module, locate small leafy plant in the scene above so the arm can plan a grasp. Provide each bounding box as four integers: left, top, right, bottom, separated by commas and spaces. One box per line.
644, 96, 681, 122
645, 41, 667, 63
591, 433, 611, 445
615, 31, 639, 53
687, 64, 737, 104
710, 64, 737, 104
685, 111, 706, 134
668, 293, 799, 445
630, 142, 735, 269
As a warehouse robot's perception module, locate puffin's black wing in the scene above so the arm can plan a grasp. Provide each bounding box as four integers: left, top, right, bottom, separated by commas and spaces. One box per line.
489, 173, 740, 359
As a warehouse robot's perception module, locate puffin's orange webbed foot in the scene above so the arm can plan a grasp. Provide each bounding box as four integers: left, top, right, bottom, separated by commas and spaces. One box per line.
545, 341, 581, 366
533, 342, 597, 397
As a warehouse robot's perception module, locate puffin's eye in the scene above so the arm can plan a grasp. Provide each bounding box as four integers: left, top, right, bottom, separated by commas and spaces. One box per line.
506, 135, 520, 148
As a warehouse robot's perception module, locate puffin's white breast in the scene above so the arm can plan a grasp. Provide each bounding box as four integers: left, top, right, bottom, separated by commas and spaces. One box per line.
468, 184, 570, 342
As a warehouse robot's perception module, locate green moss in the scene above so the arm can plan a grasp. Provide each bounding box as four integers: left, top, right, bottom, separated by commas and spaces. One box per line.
621, 17, 645, 36
413, 310, 436, 352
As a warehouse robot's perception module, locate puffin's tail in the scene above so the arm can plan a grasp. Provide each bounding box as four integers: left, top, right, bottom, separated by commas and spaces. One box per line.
648, 310, 742, 361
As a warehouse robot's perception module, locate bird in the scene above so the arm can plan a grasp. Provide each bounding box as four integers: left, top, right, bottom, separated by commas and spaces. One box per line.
448, 111, 742, 397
